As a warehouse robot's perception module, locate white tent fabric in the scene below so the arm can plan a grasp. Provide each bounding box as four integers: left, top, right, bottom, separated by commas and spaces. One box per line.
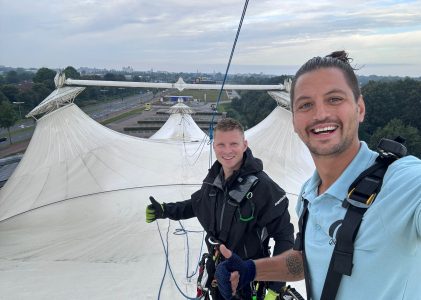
0, 102, 314, 299
0, 104, 208, 221
245, 107, 314, 200
150, 103, 207, 142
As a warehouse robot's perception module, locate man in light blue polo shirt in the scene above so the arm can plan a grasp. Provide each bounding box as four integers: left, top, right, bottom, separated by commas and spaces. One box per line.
299, 141, 420, 299
214, 50, 421, 300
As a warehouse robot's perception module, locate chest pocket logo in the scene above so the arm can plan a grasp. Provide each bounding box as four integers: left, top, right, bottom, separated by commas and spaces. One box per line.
328, 220, 343, 245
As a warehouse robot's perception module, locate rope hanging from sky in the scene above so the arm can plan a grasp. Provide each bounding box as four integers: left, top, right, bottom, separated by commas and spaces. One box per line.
208, 0, 250, 167
155, 2, 252, 299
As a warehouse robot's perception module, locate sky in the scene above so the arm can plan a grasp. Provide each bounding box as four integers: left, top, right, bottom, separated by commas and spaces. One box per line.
1, 0, 421, 77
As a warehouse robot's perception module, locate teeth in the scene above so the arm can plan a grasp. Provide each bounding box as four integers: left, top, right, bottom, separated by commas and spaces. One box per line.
314, 126, 336, 133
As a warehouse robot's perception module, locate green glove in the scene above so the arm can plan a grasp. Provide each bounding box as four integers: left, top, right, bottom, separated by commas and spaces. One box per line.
146, 196, 166, 223
264, 289, 279, 300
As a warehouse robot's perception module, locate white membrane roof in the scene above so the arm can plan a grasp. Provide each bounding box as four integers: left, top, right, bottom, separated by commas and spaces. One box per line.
0, 102, 314, 299
150, 103, 207, 142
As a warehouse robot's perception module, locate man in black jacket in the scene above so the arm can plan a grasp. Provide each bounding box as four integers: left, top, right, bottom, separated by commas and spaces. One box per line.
146, 117, 294, 300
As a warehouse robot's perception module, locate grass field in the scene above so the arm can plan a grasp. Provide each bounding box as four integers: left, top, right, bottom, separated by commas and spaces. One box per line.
167, 89, 230, 102
100, 108, 145, 125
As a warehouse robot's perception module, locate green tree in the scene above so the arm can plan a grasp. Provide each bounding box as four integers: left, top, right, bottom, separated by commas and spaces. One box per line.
32, 82, 53, 102
15, 68, 34, 82
20, 90, 40, 114
33, 67, 56, 89
397, 78, 421, 131
228, 91, 276, 128
6, 70, 19, 84
0, 90, 9, 104
360, 78, 421, 141
369, 118, 421, 158
0, 84, 20, 103
64, 66, 80, 79
103, 73, 117, 81
0, 100, 18, 144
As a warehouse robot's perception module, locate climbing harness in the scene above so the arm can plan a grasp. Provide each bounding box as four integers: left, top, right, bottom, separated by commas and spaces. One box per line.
196, 253, 212, 299
295, 137, 408, 300
154, 0, 251, 298
196, 173, 259, 299
196, 237, 223, 299
209, 174, 259, 246
281, 285, 306, 300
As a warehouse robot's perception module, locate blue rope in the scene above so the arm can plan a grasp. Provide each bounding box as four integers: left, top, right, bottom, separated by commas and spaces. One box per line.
156, 220, 202, 300
157, 220, 170, 299
174, 221, 206, 279
154, 1, 251, 297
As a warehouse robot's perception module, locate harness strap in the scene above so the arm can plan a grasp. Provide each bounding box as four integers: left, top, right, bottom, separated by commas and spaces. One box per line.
320, 205, 365, 300
295, 156, 397, 300
218, 201, 238, 243
294, 199, 312, 299
320, 157, 393, 300
296, 138, 406, 300
208, 189, 218, 239
217, 174, 259, 246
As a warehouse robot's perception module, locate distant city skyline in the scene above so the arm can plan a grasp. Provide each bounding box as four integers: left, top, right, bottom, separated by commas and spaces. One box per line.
2, 62, 421, 79
1, 1, 420, 77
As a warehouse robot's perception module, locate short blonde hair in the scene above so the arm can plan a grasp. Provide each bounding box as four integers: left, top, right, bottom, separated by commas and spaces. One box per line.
214, 118, 244, 135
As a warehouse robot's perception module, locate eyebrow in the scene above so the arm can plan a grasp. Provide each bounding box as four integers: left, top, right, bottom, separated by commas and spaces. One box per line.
325, 89, 347, 96
294, 95, 311, 103
294, 88, 347, 103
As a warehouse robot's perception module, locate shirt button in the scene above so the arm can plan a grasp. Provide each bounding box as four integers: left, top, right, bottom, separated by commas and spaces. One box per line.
315, 224, 321, 230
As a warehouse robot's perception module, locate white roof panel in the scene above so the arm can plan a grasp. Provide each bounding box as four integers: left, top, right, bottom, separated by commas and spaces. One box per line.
0, 102, 312, 299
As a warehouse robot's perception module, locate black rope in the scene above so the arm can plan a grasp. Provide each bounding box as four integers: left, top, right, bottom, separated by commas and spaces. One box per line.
208, 0, 250, 167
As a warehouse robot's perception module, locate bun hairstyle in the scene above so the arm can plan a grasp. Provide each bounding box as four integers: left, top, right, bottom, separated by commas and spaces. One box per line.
326, 50, 353, 65
290, 50, 361, 107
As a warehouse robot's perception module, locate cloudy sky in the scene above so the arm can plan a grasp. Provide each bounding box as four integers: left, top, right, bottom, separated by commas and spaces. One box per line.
1, 0, 420, 76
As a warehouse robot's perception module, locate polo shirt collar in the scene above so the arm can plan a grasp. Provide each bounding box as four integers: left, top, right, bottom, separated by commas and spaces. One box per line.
302, 142, 378, 202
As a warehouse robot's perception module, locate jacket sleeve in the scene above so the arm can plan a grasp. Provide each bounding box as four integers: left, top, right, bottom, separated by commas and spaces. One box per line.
256, 174, 295, 293
255, 175, 295, 253
265, 194, 294, 293
266, 196, 295, 254
164, 199, 195, 220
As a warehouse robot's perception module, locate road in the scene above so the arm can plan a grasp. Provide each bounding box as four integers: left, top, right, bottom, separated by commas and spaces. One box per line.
82, 91, 154, 120
0, 91, 155, 151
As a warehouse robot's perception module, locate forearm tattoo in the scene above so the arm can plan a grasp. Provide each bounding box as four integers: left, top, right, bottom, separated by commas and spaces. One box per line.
285, 253, 304, 277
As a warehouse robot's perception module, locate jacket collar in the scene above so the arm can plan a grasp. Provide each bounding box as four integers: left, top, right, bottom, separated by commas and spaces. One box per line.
206, 147, 263, 188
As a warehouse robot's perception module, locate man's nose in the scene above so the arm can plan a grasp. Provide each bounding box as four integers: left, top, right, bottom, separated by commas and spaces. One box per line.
313, 102, 330, 120
223, 146, 234, 153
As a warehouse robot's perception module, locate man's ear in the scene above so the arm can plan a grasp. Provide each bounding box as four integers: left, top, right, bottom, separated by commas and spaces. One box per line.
243, 139, 248, 150
358, 96, 365, 123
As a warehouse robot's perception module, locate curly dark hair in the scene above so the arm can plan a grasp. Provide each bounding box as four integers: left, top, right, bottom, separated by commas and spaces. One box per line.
290, 50, 361, 108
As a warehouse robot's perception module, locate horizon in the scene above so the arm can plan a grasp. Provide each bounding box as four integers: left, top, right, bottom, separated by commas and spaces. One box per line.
2, 63, 420, 78
1, 1, 420, 78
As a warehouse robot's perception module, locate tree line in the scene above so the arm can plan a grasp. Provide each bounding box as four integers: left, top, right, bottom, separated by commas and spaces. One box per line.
1, 68, 420, 157
0, 66, 144, 143
225, 76, 421, 158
